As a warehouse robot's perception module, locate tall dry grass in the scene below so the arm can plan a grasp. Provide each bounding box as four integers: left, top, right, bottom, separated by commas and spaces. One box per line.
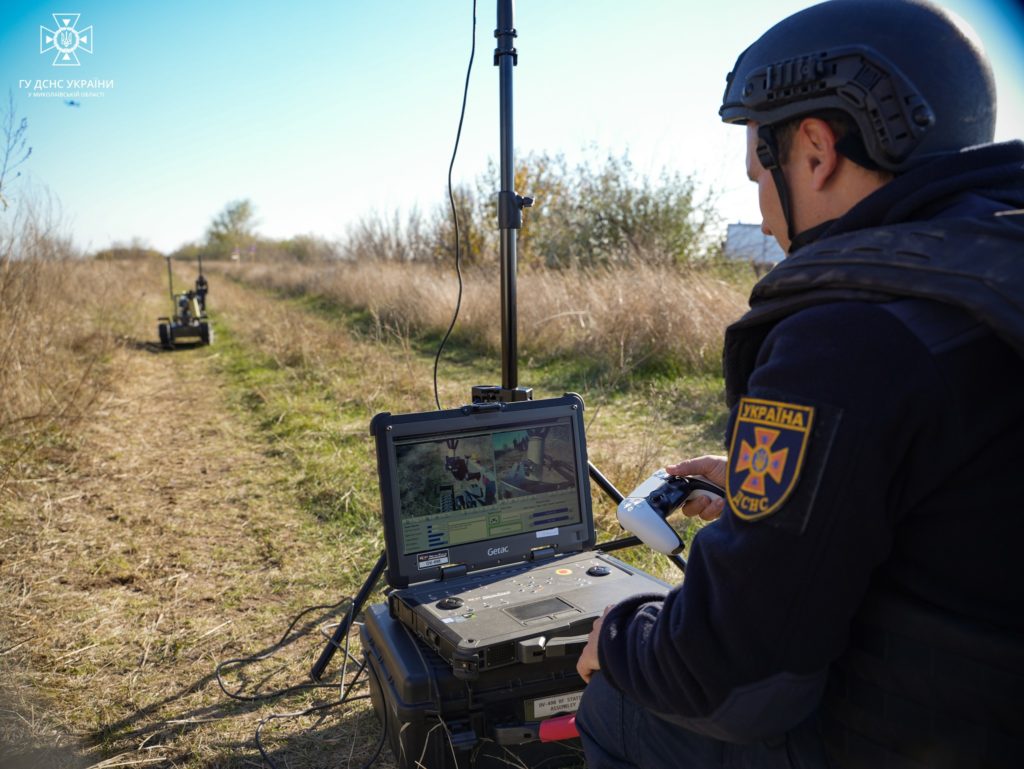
231, 260, 751, 380
0, 198, 150, 492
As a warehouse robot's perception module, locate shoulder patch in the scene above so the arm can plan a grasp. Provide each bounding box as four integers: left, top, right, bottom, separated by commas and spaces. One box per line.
727, 397, 814, 521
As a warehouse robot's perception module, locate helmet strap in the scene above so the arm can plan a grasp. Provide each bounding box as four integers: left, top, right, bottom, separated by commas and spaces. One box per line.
756, 124, 796, 248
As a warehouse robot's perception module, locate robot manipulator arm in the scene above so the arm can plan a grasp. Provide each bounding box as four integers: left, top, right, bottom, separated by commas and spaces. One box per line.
616, 470, 725, 555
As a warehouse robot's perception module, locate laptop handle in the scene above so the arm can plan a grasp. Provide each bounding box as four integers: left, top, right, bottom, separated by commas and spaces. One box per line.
516, 633, 590, 664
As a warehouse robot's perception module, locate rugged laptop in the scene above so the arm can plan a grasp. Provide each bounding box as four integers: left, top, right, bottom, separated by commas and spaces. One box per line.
371, 394, 669, 680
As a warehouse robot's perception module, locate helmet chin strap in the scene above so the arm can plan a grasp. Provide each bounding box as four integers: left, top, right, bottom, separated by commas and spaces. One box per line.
756, 124, 797, 250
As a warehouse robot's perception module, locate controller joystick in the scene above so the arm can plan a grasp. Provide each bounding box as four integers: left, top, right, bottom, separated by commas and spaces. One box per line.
617, 470, 724, 555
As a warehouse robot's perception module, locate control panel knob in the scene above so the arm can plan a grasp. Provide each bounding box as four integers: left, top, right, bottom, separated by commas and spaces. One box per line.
436, 596, 464, 610
586, 565, 611, 577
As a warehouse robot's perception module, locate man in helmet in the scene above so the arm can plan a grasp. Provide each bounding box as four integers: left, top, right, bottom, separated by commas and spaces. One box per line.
574, 2, 1024, 767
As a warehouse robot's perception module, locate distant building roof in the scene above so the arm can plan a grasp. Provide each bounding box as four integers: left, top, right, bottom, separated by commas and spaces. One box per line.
724, 223, 785, 264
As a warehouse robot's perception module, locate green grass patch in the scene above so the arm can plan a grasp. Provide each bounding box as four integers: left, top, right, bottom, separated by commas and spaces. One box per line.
211, 322, 380, 531
214, 283, 732, 586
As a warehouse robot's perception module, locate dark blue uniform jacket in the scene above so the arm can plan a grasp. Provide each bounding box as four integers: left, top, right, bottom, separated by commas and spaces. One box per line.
596, 141, 1024, 748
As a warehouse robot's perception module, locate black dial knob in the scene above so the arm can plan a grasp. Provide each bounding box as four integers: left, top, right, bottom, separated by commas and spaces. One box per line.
586, 565, 611, 577
436, 596, 464, 610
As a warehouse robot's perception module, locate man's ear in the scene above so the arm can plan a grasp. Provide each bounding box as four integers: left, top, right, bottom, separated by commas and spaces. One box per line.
796, 118, 840, 192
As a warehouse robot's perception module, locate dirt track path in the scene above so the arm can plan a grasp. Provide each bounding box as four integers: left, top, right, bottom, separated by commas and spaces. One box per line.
0, 267, 390, 769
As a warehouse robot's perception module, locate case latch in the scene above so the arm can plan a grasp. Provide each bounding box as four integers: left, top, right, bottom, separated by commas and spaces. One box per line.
529, 545, 556, 561
440, 563, 469, 580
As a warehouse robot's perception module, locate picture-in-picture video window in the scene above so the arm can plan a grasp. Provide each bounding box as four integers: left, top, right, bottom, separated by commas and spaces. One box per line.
393, 418, 580, 555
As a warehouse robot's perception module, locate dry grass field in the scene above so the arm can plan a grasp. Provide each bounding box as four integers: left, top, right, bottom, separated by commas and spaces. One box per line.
0, 253, 752, 769
232, 260, 747, 379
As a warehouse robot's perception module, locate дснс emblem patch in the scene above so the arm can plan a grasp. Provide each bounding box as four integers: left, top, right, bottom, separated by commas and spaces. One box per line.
727, 397, 814, 521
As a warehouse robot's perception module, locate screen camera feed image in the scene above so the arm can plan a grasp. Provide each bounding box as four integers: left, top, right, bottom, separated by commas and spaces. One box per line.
394, 418, 581, 555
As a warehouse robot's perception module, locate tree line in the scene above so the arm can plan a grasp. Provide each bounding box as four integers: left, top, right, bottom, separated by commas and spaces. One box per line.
156, 149, 722, 268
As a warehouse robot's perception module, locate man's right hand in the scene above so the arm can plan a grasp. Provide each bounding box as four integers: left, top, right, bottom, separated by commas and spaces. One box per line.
666, 455, 727, 521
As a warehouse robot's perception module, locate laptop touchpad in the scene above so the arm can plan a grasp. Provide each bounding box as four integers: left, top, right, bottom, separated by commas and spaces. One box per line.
505, 596, 579, 624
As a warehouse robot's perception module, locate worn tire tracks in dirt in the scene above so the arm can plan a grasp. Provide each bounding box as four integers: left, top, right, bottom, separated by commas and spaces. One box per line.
0, 267, 391, 769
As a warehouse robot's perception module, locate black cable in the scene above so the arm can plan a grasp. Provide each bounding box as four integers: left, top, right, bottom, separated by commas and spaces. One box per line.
433, 0, 478, 411
243, 2, 482, 762
251, 613, 378, 769
212, 595, 375, 766
254, 663, 372, 768
215, 598, 355, 702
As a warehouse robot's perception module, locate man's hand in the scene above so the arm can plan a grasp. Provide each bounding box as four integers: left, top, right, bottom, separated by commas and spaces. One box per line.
666, 455, 728, 521
577, 605, 612, 683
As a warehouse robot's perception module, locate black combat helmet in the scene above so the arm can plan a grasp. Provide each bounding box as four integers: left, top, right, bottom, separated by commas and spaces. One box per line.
719, 0, 996, 173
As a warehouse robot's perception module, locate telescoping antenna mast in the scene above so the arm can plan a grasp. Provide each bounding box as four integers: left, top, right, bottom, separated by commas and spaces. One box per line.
165, 256, 176, 314
470, 1, 675, 568
310, 0, 680, 685
471, 0, 534, 405
313, 1, 537, 684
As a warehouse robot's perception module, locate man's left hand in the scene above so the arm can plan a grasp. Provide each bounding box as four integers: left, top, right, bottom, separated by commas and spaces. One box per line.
577, 605, 612, 683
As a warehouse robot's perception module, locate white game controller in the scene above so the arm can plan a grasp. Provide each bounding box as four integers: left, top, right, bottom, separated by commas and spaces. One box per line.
617, 469, 725, 555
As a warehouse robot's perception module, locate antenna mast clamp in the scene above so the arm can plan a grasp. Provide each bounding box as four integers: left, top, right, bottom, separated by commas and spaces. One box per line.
498, 191, 534, 229
494, 26, 517, 66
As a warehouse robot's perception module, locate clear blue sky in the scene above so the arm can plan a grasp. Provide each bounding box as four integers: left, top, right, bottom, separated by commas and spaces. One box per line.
2, 0, 1022, 254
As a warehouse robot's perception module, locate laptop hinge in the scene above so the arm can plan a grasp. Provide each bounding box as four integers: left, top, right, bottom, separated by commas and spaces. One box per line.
440, 563, 469, 580
529, 545, 556, 561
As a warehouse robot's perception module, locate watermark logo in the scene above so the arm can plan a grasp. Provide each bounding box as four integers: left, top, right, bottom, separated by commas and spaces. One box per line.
40, 13, 93, 67
19, 12, 109, 99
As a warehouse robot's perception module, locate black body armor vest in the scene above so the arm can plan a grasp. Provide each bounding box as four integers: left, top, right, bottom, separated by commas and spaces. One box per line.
723, 215, 1024, 768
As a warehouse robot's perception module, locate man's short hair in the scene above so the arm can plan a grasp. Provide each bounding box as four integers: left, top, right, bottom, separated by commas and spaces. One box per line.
775, 110, 894, 181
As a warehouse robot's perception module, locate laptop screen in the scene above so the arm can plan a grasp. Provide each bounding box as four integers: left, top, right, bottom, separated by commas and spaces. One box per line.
372, 395, 595, 587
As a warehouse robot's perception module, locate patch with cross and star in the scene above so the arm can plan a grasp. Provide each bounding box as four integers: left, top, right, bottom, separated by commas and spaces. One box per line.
727, 396, 815, 521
